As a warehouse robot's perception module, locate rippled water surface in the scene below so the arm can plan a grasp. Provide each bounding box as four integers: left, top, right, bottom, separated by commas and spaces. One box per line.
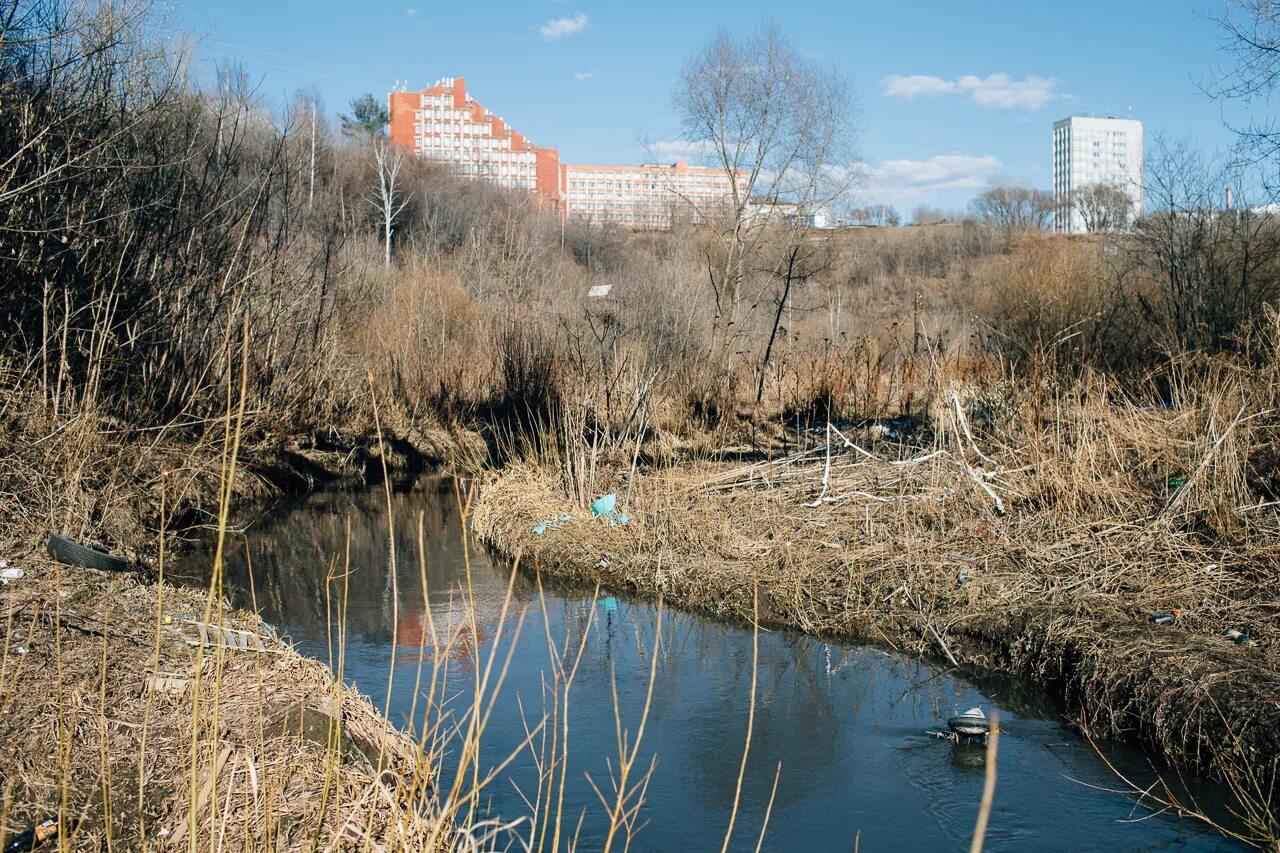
174, 478, 1243, 852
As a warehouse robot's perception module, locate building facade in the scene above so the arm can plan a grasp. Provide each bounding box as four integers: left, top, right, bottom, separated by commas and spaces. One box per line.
388, 77, 561, 209
559, 161, 738, 229
1052, 115, 1143, 233
390, 76, 742, 229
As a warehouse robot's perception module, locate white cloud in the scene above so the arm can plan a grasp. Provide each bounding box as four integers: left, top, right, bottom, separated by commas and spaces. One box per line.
881, 74, 958, 100
540, 12, 588, 40
956, 74, 1059, 110
859, 153, 1004, 206
405, 6, 417, 17
643, 139, 716, 162
574, 69, 594, 81
882, 73, 1062, 110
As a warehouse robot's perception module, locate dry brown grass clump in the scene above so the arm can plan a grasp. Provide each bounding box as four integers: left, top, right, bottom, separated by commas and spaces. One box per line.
473, 354, 1280, 843
0, 552, 431, 851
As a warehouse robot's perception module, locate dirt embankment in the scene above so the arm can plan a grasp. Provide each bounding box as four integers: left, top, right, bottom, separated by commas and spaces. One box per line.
0, 550, 433, 851
472, 453, 1280, 826
0, 422, 485, 850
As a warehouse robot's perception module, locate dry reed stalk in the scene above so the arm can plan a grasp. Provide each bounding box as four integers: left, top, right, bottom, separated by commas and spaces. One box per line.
967, 712, 999, 853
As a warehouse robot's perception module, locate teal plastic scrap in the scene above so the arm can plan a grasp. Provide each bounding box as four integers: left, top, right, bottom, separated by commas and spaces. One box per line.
590, 493, 629, 525
532, 514, 574, 535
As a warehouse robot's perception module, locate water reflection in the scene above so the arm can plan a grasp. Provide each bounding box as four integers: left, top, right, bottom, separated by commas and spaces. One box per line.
175, 479, 1244, 852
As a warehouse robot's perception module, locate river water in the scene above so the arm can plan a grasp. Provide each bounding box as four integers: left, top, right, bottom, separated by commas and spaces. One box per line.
173, 477, 1242, 852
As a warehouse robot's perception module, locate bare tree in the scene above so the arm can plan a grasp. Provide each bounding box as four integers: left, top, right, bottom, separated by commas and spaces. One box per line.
1069, 182, 1135, 233
674, 21, 859, 372
1209, 0, 1280, 198
369, 141, 410, 268
970, 186, 1055, 231
912, 205, 949, 225
1129, 135, 1280, 352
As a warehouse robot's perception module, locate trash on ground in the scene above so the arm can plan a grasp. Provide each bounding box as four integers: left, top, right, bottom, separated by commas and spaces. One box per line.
0, 559, 8, 568
596, 554, 610, 568
0, 567, 22, 584
590, 493, 630, 525
3, 818, 57, 853
1168, 477, 1186, 488
45, 531, 131, 572
532, 514, 573, 535
182, 620, 267, 652
946, 707, 989, 737
598, 595, 618, 613
142, 673, 192, 696
1148, 609, 1182, 625
1222, 627, 1255, 646
14, 646, 28, 655
587, 284, 613, 298
957, 568, 970, 586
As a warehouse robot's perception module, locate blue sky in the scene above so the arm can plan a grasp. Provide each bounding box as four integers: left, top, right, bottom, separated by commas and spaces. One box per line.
171, 0, 1245, 213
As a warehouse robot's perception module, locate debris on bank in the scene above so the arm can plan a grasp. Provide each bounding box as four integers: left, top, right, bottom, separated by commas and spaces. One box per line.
471, 458, 1280, 811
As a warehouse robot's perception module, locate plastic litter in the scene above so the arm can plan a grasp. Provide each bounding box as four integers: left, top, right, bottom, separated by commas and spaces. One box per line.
590, 494, 629, 525
1168, 477, 1186, 488
532, 514, 574, 535
957, 568, 970, 586
946, 707, 990, 737
0, 567, 22, 584
143, 673, 192, 696
1148, 609, 1182, 625
3, 819, 57, 853
14, 646, 28, 656
181, 621, 267, 652
599, 596, 618, 613
1222, 627, 1255, 647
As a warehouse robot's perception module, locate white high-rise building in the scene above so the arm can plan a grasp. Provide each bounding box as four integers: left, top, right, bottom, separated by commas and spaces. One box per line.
1052, 115, 1143, 233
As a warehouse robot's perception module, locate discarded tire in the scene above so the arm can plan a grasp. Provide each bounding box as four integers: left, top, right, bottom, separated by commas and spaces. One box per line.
45, 532, 131, 573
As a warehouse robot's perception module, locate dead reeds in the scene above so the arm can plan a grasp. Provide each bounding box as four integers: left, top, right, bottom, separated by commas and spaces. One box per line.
473, 344, 1280, 843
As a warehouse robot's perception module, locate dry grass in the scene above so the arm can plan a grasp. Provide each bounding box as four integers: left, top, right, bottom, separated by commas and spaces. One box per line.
0, 552, 430, 850
473, 349, 1280, 844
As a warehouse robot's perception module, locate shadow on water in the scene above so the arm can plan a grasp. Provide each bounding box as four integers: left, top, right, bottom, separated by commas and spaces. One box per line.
172, 476, 1247, 852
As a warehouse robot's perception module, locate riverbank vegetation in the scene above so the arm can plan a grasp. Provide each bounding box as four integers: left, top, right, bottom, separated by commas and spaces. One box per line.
4, 0, 1280, 847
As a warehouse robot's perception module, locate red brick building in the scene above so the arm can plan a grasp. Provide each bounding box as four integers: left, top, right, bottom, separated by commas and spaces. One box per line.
389, 76, 739, 228
388, 77, 561, 210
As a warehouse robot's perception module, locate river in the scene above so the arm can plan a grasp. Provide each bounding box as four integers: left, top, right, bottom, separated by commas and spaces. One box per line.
173, 476, 1243, 852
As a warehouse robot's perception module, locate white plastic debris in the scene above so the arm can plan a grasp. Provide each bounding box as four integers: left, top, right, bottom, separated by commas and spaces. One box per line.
0, 567, 22, 583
